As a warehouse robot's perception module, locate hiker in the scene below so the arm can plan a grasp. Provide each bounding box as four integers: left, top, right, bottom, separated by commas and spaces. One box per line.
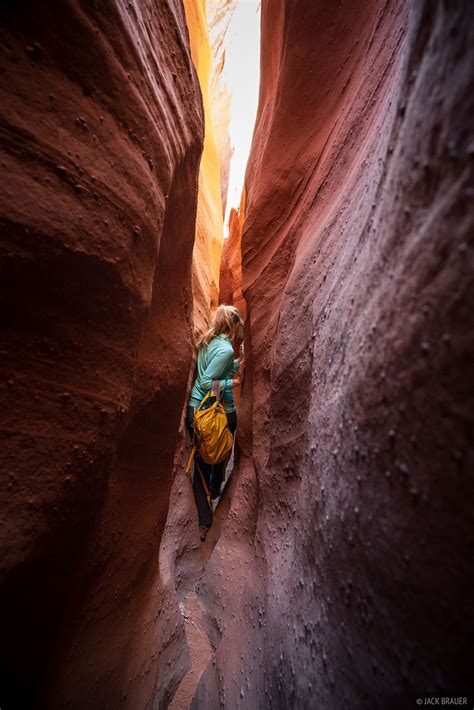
186, 305, 244, 541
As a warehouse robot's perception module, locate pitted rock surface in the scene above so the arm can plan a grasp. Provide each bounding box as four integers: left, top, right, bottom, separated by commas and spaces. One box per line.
197, 2, 474, 707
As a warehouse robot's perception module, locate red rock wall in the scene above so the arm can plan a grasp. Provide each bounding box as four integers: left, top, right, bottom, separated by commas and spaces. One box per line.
197, 1, 474, 707
184, 0, 226, 334
0, 1, 203, 707
219, 186, 246, 316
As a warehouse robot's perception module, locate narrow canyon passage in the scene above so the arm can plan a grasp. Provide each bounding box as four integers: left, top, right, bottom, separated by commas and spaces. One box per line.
0, 1, 473, 709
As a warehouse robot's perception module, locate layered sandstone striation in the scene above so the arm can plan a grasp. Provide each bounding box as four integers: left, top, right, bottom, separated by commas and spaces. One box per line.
198, 1, 474, 707
1, 1, 473, 707
0, 1, 204, 707
184, 0, 227, 333
219, 186, 246, 316
207, 0, 237, 218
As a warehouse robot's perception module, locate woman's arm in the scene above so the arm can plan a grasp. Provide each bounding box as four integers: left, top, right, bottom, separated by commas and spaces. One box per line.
200, 345, 235, 392
233, 344, 244, 385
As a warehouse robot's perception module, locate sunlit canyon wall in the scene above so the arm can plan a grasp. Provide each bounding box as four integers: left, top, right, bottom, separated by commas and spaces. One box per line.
0, 1, 204, 707
219, 186, 246, 316
207, 0, 237, 218
184, 0, 230, 332
197, 1, 474, 707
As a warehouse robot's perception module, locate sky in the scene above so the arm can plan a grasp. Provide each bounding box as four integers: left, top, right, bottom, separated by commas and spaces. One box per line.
221, 0, 261, 233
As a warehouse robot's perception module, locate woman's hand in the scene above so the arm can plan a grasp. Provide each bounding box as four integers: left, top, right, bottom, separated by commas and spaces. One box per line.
234, 362, 244, 388
237, 343, 245, 371
232, 342, 244, 389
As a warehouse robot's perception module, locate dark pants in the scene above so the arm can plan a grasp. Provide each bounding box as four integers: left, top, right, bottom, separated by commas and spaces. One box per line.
186, 406, 237, 529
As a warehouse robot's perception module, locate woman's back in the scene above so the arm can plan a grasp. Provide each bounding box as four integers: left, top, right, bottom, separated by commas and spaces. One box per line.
189, 333, 238, 413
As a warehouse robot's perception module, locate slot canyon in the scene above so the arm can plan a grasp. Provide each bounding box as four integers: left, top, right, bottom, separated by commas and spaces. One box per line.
0, 1, 473, 708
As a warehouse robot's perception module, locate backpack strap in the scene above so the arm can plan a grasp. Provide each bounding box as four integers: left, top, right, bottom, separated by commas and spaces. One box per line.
196, 389, 213, 413
195, 459, 212, 510
184, 446, 212, 512
185, 445, 196, 477
211, 380, 223, 401
185, 410, 198, 477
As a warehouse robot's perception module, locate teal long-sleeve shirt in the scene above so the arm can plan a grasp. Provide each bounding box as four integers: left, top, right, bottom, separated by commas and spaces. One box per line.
188, 333, 239, 413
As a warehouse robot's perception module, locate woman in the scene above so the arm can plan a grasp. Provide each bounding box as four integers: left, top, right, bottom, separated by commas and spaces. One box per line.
186, 305, 244, 541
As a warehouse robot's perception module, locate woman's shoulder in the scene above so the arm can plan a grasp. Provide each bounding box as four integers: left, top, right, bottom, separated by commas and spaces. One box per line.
209, 334, 233, 355
213, 334, 233, 347
197, 334, 231, 356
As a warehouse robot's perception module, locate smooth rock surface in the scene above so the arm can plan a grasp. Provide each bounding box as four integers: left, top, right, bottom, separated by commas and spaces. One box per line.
184, 0, 226, 333
0, 1, 203, 707
219, 186, 246, 317
198, 1, 474, 707
207, 0, 237, 218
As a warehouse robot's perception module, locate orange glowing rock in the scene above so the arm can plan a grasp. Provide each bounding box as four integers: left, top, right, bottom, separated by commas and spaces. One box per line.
219, 186, 246, 318
183, 0, 228, 334
207, 0, 237, 217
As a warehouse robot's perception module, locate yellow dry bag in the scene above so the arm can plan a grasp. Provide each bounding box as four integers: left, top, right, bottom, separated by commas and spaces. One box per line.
185, 383, 234, 488
194, 384, 233, 464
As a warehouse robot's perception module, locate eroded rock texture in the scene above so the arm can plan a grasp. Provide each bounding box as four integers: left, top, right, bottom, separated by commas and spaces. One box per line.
184, 0, 226, 333
198, 1, 474, 707
0, 1, 203, 707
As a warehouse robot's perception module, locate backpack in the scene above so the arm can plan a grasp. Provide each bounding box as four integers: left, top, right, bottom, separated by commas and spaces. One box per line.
185, 382, 233, 478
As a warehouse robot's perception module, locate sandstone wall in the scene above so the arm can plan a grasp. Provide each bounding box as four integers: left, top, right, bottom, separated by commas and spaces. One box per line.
184, 0, 226, 333
219, 186, 246, 315
207, 0, 237, 218
197, 1, 474, 707
0, 1, 203, 707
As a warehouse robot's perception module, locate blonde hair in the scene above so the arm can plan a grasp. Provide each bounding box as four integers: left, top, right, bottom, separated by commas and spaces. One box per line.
196, 305, 243, 349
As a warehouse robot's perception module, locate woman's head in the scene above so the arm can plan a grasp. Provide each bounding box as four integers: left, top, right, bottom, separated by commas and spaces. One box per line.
196, 305, 243, 349
213, 305, 243, 340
